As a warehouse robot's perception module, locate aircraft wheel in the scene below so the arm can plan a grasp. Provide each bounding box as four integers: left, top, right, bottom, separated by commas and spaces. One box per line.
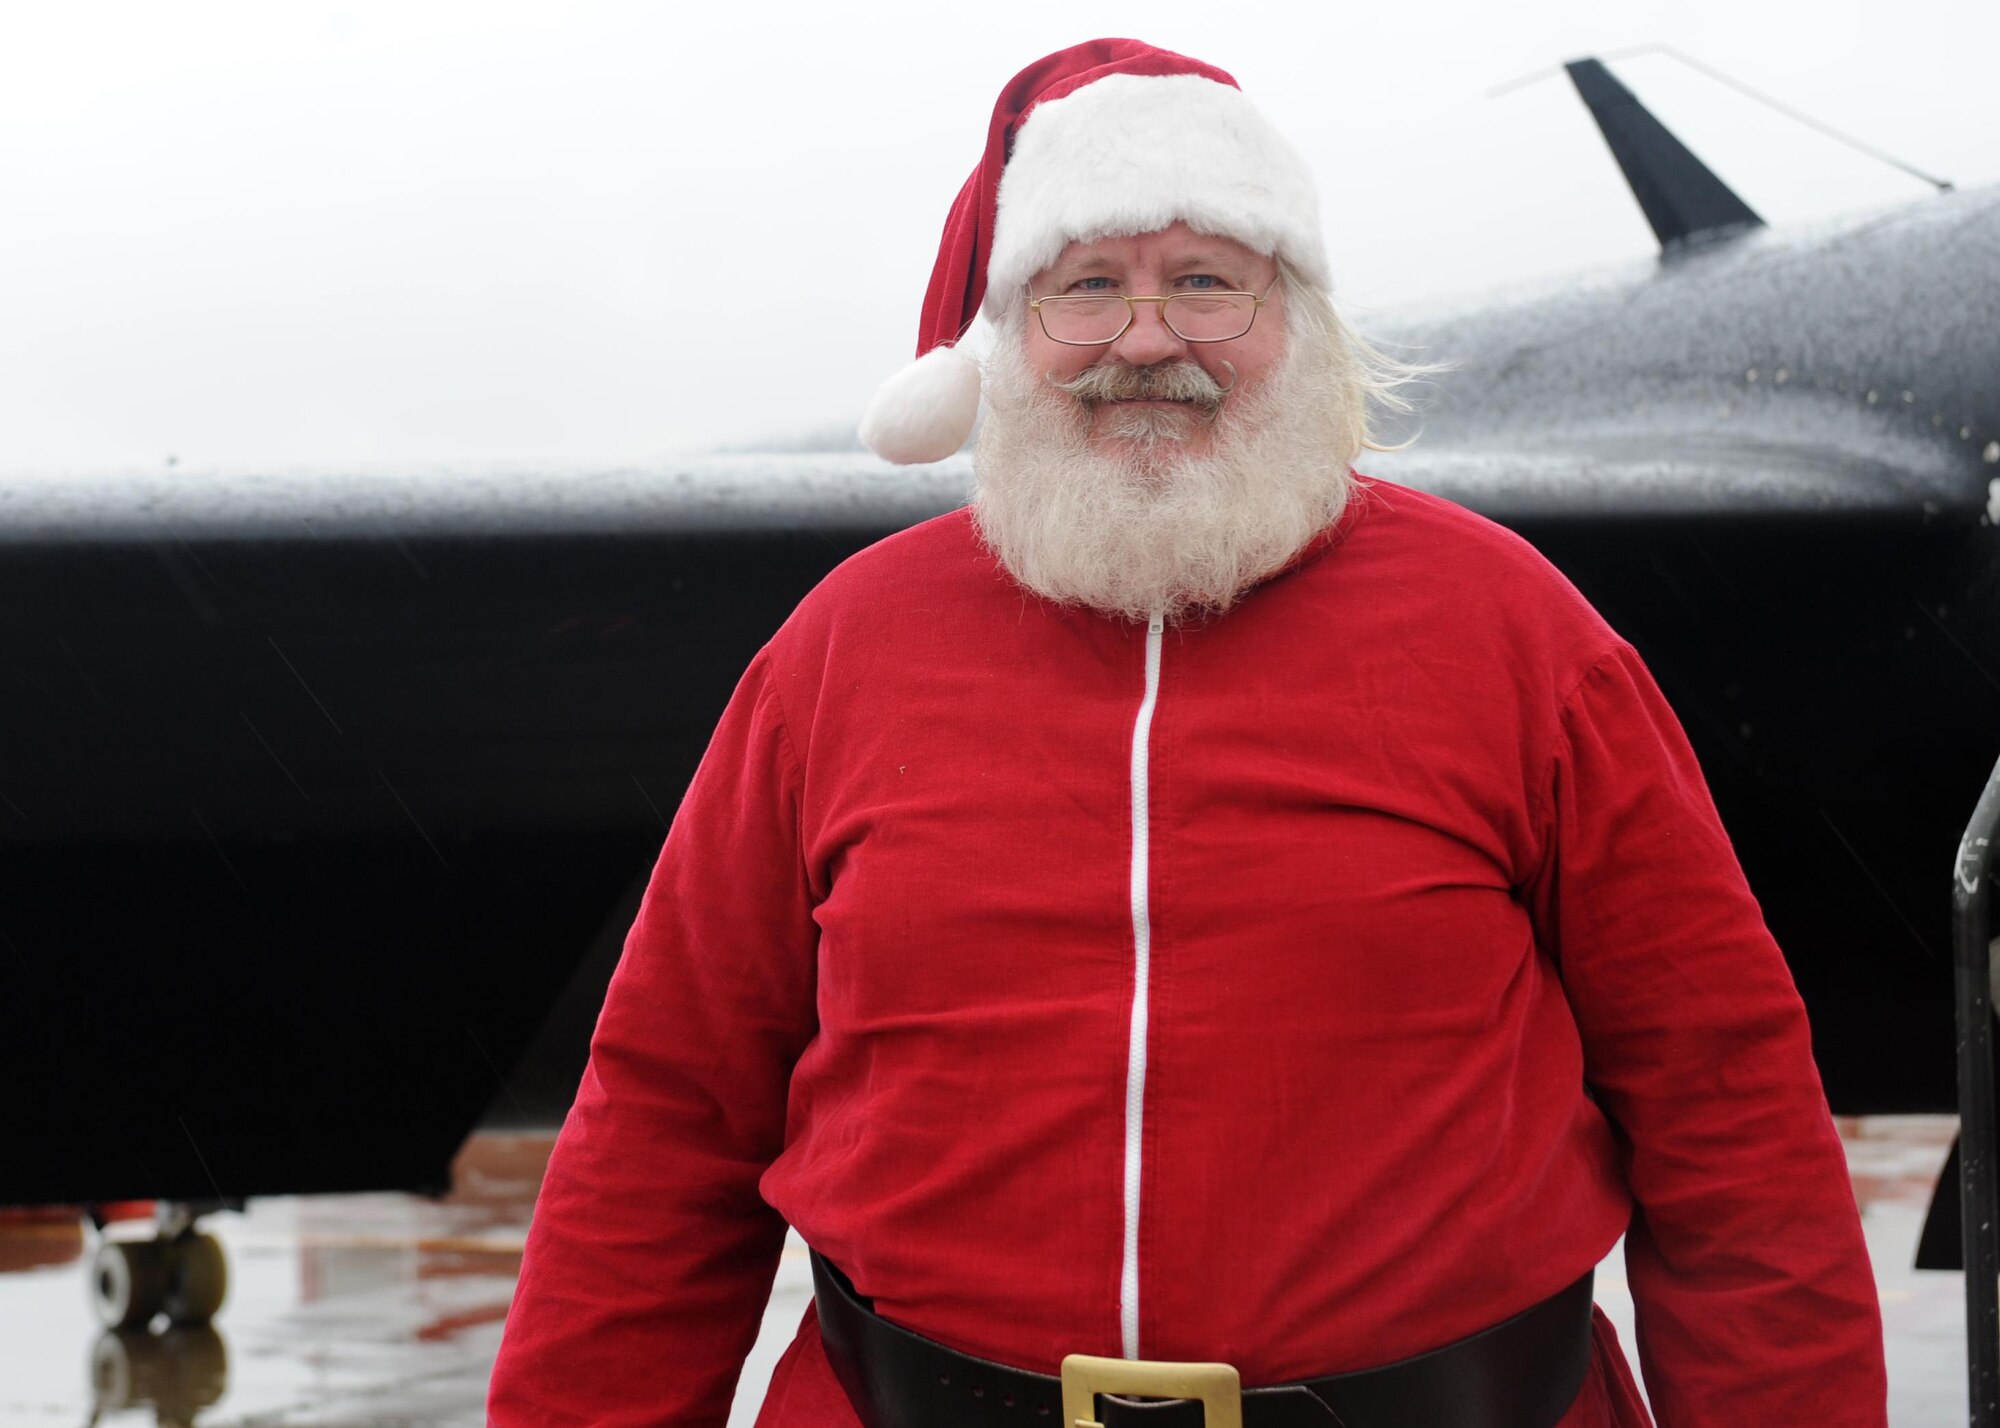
163, 1232, 228, 1325
90, 1238, 169, 1330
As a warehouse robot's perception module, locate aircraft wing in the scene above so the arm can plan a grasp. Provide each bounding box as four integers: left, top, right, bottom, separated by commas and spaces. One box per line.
0, 454, 968, 544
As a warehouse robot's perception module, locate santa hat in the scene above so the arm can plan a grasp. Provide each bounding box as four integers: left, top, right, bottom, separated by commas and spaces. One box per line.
860, 38, 1330, 465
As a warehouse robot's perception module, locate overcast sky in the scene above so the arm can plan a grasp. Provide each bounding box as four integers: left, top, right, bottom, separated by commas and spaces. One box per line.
1, 0, 1992, 474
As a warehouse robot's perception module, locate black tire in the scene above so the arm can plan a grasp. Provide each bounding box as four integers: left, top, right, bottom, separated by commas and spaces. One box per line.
90, 1238, 168, 1330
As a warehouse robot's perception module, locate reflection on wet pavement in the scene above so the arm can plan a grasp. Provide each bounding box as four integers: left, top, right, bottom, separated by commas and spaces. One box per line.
0, 1118, 1968, 1425
91, 1326, 228, 1427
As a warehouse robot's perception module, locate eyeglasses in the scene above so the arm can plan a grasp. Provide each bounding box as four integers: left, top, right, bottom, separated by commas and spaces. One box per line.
1028, 284, 1273, 346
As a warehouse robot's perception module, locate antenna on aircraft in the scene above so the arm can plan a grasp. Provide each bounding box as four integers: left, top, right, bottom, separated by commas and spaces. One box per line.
1606, 44, 1956, 194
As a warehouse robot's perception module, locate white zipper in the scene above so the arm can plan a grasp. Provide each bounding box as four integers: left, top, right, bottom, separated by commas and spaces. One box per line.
1119, 609, 1165, 1360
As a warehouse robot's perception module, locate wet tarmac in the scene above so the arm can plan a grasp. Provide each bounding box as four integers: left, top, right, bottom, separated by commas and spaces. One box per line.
0, 1117, 1969, 1425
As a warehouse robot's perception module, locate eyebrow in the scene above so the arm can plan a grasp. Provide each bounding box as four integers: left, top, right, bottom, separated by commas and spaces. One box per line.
1052, 252, 1255, 281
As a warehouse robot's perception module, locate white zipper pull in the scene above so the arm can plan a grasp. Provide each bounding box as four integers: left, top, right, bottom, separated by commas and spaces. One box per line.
1147, 610, 1164, 637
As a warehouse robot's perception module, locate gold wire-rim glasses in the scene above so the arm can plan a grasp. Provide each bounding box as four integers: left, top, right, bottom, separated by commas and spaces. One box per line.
1027, 282, 1274, 346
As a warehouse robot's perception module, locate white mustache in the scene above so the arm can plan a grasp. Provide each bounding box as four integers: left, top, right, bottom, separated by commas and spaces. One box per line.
1046, 359, 1237, 415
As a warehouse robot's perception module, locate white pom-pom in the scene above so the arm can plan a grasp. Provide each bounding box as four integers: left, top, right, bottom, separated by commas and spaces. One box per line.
859, 346, 982, 465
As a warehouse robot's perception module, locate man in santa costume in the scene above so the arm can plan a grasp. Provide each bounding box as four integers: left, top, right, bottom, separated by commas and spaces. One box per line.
489, 39, 1886, 1428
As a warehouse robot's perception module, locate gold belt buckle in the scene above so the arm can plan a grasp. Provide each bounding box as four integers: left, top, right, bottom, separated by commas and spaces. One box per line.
1059, 1353, 1243, 1428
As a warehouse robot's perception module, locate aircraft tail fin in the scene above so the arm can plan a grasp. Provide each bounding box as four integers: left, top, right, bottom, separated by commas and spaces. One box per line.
1564, 57, 1765, 253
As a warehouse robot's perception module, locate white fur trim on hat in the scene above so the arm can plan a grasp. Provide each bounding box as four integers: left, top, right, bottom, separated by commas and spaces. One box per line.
982, 73, 1328, 319
859, 344, 983, 465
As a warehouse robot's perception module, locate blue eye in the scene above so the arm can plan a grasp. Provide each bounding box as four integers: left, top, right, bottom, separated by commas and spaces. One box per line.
1072, 276, 1115, 292
1180, 274, 1225, 290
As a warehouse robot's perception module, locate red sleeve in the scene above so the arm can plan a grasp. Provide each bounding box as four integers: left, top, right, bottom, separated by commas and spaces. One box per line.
1533, 644, 1887, 1427
488, 647, 818, 1428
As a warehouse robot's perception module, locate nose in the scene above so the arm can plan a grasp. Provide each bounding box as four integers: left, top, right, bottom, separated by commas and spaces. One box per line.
1106, 299, 1188, 368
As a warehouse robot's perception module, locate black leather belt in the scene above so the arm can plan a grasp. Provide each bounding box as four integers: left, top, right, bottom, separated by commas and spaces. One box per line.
813, 1251, 1594, 1428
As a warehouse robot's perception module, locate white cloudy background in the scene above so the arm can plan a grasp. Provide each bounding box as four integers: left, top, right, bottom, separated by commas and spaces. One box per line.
0, 0, 1993, 473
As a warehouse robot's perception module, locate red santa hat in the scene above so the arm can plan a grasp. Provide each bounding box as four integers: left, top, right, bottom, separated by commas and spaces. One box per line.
860, 39, 1330, 465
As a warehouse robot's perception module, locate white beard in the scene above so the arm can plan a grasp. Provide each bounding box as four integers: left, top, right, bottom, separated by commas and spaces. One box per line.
971, 318, 1355, 624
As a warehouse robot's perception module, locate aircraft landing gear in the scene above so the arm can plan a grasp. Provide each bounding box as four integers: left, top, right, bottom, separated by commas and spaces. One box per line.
88, 1203, 231, 1331
1955, 756, 2000, 1428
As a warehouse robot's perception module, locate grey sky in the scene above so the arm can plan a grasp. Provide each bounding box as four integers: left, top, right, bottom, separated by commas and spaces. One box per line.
1, 0, 1992, 473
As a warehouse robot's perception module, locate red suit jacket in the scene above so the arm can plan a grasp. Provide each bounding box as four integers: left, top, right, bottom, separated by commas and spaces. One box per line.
489, 482, 1886, 1427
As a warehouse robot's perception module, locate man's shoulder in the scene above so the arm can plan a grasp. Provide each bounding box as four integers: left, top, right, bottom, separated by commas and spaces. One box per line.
823, 506, 987, 595
1347, 476, 1587, 598
803, 506, 998, 617
767, 507, 1000, 659
1348, 476, 1542, 560
1335, 475, 1622, 668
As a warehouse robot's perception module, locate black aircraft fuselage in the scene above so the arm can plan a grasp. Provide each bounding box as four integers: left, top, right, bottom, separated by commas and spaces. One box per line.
4, 91, 1998, 1212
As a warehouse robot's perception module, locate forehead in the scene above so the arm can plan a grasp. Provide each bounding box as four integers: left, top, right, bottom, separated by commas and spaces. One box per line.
1035, 221, 1272, 280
